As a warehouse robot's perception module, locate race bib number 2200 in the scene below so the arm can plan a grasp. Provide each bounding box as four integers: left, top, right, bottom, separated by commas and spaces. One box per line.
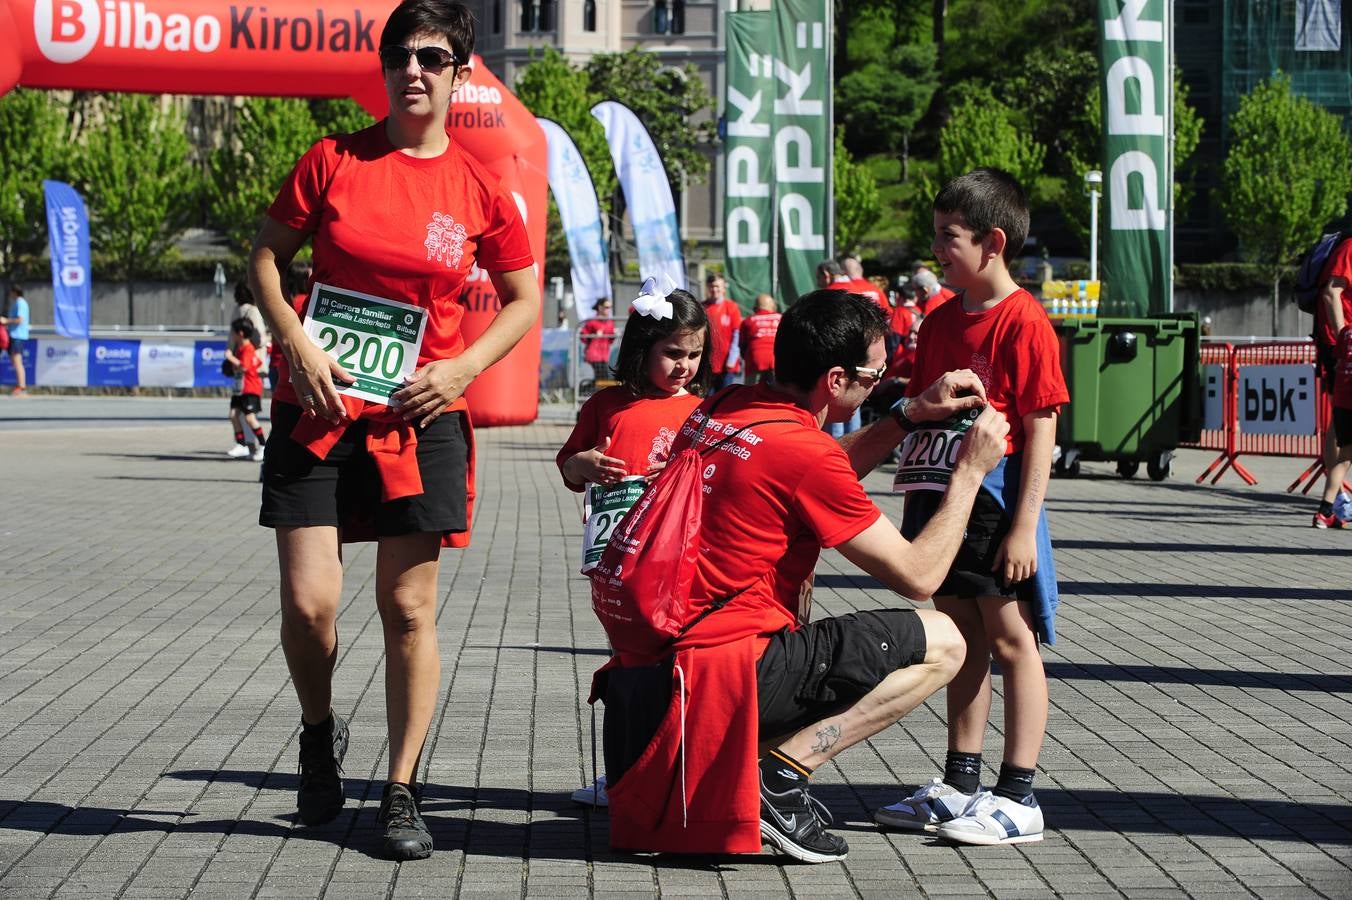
302, 283, 428, 405
892, 407, 982, 492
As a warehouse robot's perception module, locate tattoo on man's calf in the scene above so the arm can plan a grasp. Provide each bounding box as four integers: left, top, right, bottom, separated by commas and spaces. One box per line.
811, 724, 841, 753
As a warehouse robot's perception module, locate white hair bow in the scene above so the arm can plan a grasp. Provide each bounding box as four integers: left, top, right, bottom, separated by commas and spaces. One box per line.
631, 275, 677, 320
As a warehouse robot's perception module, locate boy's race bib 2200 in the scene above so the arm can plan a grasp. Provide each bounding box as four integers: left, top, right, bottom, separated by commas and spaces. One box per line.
302, 283, 428, 405
893, 407, 982, 492
581, 476, 647, 573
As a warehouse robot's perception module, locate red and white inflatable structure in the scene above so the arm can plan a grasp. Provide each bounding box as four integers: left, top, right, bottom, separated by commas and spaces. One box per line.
1, 0, 548, 425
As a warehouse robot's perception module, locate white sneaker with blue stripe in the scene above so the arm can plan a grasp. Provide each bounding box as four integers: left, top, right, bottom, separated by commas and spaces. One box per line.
874, 777, 978, 832
935, 789, 1044, 845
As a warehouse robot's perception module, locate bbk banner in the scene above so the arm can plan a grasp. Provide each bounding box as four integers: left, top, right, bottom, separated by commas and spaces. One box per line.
1098, 0, 1173, 316
772, 0, 831, 307
43, 180, 91, 339
723, 10, 775, 310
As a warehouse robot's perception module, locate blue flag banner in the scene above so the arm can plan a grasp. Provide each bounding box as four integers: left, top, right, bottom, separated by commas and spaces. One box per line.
43, 180, 92, 339
537, 118, 614, 316
591, 101, 686, 291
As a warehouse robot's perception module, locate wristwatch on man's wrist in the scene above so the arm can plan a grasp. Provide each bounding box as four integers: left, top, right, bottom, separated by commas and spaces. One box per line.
890, 396, 917, 433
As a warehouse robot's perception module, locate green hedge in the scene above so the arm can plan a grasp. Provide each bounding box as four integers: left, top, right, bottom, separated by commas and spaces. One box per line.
1175, 262, 1294, 292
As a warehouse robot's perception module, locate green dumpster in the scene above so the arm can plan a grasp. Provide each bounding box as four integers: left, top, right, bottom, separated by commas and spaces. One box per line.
1053, 313, 1201, 480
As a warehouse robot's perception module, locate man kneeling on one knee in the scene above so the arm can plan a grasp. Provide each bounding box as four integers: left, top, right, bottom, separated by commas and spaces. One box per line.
592, 291, 1009, 862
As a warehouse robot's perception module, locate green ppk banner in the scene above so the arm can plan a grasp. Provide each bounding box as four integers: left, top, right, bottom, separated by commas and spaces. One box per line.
724, 0, 831, 311
1098, 0, 1173, 316
773, 0, 832, 308
723, 10, 775, 312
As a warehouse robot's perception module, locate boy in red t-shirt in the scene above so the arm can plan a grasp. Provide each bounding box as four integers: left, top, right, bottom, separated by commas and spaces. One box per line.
878, 168, 1068, 845
739, 293, 781, 384
225, 318, 267, 461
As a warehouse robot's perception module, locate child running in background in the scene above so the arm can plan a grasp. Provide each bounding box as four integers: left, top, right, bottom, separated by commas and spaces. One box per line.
556, 278, 712, 806
877, 168, 1068, 845
1325, 325, 1352, 527
225, 318, 267, 461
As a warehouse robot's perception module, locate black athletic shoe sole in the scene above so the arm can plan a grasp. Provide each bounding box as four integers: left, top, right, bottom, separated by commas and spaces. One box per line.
759, 819, 849, 864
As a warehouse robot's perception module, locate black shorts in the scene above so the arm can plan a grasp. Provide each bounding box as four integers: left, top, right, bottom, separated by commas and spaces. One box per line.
6, 337, 26, 356
230, 393, 262, 414
903, 488, 1038, 602
259, 401, 469, 538
756, 609, 927, 740
1334, 407, 1352, 446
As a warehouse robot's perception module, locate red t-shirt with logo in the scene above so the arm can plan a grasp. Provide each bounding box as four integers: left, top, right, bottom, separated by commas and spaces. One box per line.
238, 341, 263, 397
907, 288, 1069, 455
1314, 239, 1352, 350
1334, 328, 1352, 410
670, 385, 881, 646
739, 312, 782, 373
266, 122, 534, 406
557, 386, 702, 491
704, 299, 744, 373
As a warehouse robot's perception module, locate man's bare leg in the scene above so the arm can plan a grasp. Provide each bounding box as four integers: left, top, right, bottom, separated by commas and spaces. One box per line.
775, 610, 965, 767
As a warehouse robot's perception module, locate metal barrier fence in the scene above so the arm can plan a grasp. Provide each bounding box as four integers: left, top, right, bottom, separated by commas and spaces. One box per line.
1182, 341, 1238, 481
1184, 338, 1345, 493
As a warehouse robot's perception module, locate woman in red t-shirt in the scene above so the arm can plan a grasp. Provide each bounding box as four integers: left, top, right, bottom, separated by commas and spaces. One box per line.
246, 0, 540, 860
578, 298, 617, 383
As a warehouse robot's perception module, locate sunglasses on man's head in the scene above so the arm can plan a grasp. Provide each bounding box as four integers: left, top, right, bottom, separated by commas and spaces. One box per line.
379, 45, 458, 71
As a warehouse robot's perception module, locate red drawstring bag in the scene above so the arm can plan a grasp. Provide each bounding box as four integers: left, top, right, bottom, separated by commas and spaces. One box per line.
0, 323, 8, 352
589, 389, 790, 657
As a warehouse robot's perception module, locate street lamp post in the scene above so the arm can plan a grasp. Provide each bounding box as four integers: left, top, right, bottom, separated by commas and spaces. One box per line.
1084, 170, 1102, 283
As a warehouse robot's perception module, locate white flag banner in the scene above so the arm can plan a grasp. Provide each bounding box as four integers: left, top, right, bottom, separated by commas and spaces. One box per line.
591, 101, 686, 291
537, 118, 614, 317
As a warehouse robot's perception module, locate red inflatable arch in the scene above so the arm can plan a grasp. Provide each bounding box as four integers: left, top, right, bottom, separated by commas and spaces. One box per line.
2, 0, 547, 426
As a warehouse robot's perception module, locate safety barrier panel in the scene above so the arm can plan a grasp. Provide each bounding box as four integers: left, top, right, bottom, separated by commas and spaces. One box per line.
1181, 342, 1239, 480
0, 335, 232, 389
1186, 339, 1345, 493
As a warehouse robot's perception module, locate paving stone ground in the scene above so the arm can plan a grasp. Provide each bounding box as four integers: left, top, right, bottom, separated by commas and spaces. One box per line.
0, 395, 1349, 899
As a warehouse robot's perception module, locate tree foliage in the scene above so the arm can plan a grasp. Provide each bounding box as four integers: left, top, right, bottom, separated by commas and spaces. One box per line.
837, 44, 938, 179
208, 97, 319, 254
1221, 74, 1352, 330
938, 88, 1046, 190
310, 98, 374, 137
0, 89, 72, 276
514, 48, 621, 281
514, 48, 617, 218
586, 49, 716, 187
76, 94, 200, 320
833, 129, 881, 254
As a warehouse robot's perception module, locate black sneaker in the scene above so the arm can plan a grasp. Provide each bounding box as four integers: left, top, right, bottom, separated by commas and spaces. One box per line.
759, 773, 849, 863
378, 783, 433, 860
296, 713, 348, 825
